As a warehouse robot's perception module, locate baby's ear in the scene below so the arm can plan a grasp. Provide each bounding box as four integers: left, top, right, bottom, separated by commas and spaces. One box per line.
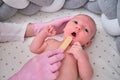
85, 40, 92, 48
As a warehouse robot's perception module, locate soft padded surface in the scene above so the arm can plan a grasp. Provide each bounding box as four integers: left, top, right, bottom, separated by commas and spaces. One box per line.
3, 0, 29, 9
0, 8, 120, 80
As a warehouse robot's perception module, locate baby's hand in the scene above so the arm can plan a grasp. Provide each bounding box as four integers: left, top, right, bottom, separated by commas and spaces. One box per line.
43, 25, 56, 37
67, 42, 85, 60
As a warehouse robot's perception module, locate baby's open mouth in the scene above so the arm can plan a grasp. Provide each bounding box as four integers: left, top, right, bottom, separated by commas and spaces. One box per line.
71, 32, 76, 37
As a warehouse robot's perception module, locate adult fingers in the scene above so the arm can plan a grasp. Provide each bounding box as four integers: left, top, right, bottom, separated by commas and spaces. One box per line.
50, 62, 61, 72
46, 49, 63, 57
49, 53, 64, 64
58, 16, 73, 23
48, 70, 59, 80
52, 71, 59, 80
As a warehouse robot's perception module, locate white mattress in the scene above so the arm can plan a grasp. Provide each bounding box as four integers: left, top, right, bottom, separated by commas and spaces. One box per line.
0, 8, 120, 80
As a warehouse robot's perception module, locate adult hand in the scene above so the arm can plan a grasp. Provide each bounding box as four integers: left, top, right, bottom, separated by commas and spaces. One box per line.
34, 16, 73, 35
9, 49, 64, 80
51, 16, 73, 34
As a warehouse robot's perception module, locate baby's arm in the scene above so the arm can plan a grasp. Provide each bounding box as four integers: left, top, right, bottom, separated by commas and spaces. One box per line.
68, 42, 93, 80
30, 26, 56, 54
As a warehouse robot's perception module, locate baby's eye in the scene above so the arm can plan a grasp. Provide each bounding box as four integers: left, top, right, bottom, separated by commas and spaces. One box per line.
74, 21, 78, 24
85, 28, 89, 33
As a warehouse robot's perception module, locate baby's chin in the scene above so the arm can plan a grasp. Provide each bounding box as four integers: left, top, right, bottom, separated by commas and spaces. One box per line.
71, 40, 81, 45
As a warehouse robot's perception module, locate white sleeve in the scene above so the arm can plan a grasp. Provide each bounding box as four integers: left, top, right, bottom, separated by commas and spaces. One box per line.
0, 22, 28, 42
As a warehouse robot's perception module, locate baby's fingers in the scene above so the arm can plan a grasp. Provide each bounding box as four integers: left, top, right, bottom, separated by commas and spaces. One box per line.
72, 42, 82, 49
73, 42, 81, 46
48, 25, 56, 36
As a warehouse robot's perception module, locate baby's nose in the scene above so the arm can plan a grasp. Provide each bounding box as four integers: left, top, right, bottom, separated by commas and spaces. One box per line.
75, 25, 82, 30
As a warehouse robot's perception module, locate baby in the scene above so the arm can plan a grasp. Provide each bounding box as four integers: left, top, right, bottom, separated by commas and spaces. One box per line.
30, 14, 96, 80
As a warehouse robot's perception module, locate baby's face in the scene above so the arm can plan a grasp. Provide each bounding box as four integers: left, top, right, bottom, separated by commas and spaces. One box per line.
63, 14, 96, 46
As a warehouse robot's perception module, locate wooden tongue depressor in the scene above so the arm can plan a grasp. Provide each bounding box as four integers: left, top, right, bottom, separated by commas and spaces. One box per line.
59, 36, 72, 51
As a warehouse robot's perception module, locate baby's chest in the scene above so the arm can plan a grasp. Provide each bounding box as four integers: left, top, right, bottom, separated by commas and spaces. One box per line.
45, 39, 72, 53
48, 44, 59, 50
45, 41, 61, 51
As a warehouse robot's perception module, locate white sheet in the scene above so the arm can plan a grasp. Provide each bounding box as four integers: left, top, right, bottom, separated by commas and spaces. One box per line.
0, 8, 120, 80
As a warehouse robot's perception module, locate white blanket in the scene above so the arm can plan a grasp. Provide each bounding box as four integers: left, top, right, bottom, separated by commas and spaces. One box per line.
0, 8, 120, 80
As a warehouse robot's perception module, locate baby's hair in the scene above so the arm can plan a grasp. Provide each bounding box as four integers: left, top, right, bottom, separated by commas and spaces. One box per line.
76, 14, 96, 26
